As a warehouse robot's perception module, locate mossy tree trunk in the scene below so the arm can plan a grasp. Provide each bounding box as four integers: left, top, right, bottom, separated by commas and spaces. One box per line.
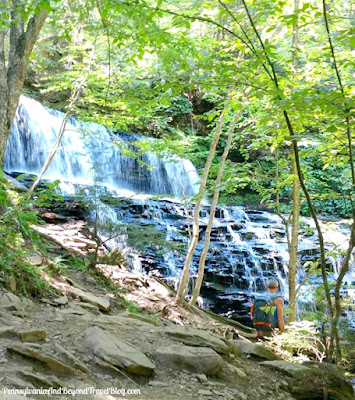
0, 1, 49, 164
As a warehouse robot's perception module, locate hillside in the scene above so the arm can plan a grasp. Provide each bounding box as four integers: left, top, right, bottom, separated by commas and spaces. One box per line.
0, 177, 353, 400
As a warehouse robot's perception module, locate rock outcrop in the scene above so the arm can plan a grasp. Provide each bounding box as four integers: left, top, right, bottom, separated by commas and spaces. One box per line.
7, 344, 77, 375
153, 344, 224, 376
261, 360, 354, 400
85, 326, 155, 376
20, 329, 47, 342
163, 326, 234, 355
52, 282, 111, 312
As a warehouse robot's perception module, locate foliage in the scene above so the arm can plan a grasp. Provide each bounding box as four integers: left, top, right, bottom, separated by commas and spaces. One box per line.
0, 172, 53, 296
52, 254, 89, 273
2, 0, 355, 362
301, 155, 354, 218
99, 248, 127, 267
22, 0, 354, 219
31, 180, 65, 208
268, 320, 327, 362
120, 298, 144, 314
124, 224, 186, 256
220, 192, 263, 208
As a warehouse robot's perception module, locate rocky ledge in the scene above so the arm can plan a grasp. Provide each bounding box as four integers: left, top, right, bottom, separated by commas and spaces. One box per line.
0, 217, 353, 400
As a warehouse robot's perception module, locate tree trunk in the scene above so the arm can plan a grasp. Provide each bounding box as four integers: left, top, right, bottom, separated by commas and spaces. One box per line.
190, 102, 247, 306
289, 128, 336, 360
241, 0, 340, 361
322, 0, 354, 362
288, 149, 301, 322
176, 106, 227, 304
0, 2, 49, 165
0, 31, 9, 163
288, 0, 301, 323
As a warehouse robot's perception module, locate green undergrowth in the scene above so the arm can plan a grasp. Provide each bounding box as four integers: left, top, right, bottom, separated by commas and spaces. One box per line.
0, 173, 131, 313
0, 173, 55, 297
125, 224, 186, 256
120, 297, 144, 314
28, 246, 130, 307
220, 192, 264, 209
266, 319, 355, 374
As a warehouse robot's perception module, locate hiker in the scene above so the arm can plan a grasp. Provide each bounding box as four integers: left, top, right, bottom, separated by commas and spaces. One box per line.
250, 278, 285, 339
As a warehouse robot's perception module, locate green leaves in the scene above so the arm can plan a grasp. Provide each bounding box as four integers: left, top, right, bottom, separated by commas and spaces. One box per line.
20, 0, 354, 220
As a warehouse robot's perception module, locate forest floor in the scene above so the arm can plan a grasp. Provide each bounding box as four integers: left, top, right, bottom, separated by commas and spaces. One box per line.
0, 215, 353, 400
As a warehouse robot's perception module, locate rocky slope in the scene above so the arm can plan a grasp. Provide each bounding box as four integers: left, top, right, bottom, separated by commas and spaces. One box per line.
0, 217, 353, 400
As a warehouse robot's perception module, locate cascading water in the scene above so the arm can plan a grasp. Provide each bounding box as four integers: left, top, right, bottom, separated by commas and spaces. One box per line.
4, 96, 355, 327
4, 96, 200, 198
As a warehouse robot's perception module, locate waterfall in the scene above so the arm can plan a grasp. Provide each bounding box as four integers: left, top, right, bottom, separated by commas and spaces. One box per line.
4, 95, 200, 198
4, 96, 355, 327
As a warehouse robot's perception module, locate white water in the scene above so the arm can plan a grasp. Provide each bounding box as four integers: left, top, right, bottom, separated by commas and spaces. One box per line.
4, 96, 355, 326
4, 96, 200, 199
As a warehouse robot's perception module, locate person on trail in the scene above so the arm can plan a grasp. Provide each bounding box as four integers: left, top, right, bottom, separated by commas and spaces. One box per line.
250, 278, 285, 339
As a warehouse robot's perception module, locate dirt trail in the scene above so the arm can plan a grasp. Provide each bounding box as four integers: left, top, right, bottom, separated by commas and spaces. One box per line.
0, 218, 351, 400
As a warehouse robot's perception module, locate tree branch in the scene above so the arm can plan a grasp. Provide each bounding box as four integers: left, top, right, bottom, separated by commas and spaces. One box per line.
4, 1, 48, 132
190, 88, 249, 305
240, 0, 279, 86
176, 100, 229, 303
289, 133, 333, 312
28, 44, 96, 196
96, 0, 112, 101
218, 0, 257, 53
334, 222, 355, 318
322, 0, 354, 193
120, 0, 250, 50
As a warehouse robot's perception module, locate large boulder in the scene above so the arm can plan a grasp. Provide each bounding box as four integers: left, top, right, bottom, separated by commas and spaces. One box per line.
163, 326, 233, 355
234, 339, 280, 361
261, 360, 354, 400
85, 326, 155, 376
153, 344, 223, 376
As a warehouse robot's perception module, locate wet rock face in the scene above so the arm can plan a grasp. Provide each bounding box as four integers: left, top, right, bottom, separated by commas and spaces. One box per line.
93, 200, 295, 325
86, 198, 341, 326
